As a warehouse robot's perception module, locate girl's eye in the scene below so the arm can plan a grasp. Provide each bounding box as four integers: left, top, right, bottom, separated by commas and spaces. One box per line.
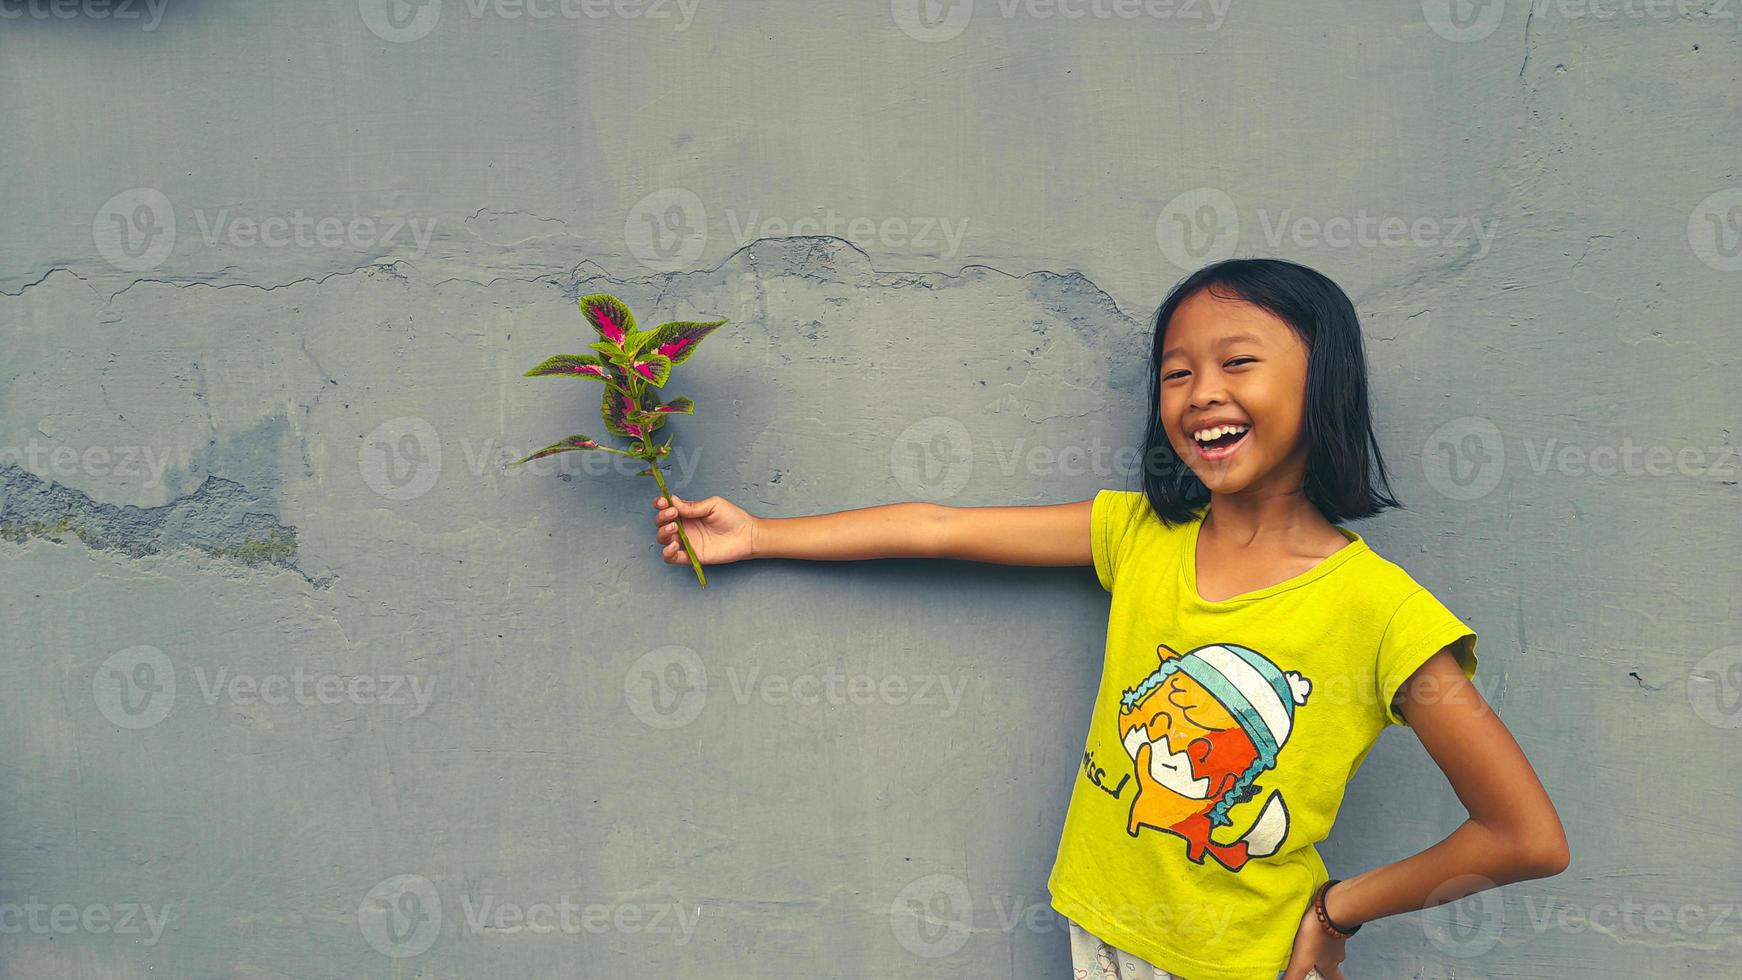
1162, 371, 1188, 381
1227, 357, 1256, 367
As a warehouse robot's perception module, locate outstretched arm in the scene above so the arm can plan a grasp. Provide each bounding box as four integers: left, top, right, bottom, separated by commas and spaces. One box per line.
653, 494, 1095, 566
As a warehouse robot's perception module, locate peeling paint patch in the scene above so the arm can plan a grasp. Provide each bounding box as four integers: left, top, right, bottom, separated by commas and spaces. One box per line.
0, 463, 309, 579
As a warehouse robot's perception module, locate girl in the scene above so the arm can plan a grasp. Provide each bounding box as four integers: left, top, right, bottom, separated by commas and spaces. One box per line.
648, 258, 1569, 980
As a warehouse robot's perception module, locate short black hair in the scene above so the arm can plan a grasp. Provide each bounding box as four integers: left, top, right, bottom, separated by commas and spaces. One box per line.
1134, 257, 1403, 527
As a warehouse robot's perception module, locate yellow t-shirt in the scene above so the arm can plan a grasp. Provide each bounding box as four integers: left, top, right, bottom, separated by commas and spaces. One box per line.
1048, 490, 1478, 980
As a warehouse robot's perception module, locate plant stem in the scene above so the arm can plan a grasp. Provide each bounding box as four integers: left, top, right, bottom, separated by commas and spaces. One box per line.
648, 461, 706, 588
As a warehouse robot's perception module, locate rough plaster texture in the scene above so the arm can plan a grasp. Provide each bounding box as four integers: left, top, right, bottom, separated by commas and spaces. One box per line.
2, 2, 1739, 978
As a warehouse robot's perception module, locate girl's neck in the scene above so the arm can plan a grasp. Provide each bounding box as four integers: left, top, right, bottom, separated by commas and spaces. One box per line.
1200, 491, 1345, 555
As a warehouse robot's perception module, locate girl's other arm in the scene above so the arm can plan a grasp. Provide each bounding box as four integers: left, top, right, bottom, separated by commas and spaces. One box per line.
653, 494, 1095, 566
1321, 649, 1571, 929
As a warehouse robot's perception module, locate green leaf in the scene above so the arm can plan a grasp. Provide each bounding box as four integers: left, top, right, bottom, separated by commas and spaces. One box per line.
651, 395, 695, 416
511, 435, 602, 466
635, 467, 654, 477
579, 294, 635, 346
589, 341, 627, 361
625, 353, 672, 388
524, 354, 612, 380
621, 327, 655, 357
603, 386, 656, 439
644, 319, 726, 366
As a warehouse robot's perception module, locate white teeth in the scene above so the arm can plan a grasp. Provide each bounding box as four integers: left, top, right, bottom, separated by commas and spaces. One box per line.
1192, 424, 1251, 443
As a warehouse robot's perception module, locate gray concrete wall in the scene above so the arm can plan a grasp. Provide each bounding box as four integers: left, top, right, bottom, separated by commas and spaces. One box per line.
2, 1, 1738, 977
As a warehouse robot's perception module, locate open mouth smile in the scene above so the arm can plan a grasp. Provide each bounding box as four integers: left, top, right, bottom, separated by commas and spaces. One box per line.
1189, 423, 1251, 461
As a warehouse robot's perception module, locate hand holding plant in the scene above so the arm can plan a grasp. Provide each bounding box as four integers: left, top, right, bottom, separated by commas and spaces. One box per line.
651, 492, 759, 569
512, 293, 725, 587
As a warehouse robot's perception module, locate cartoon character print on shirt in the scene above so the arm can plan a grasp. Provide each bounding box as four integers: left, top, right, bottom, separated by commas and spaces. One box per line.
1115, 642, 1312, 872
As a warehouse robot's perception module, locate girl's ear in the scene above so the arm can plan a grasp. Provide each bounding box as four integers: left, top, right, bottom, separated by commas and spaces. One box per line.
1156, 644, 1182, 662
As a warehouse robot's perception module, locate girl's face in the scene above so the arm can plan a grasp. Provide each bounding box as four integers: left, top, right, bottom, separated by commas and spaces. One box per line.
1158, 287, 1312, 497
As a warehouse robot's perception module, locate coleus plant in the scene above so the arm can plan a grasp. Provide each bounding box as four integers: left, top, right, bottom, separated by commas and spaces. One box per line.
512, 294, 725, 587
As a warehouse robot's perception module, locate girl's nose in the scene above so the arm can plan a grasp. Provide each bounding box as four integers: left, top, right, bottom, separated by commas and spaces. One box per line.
1193, 369, 1237, 406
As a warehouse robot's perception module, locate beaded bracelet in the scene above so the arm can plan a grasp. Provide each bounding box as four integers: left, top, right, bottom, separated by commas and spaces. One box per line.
1314, 879, 1362, 939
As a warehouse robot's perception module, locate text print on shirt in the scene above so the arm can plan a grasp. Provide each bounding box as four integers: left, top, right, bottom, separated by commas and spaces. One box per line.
1112, 641, 1312, 872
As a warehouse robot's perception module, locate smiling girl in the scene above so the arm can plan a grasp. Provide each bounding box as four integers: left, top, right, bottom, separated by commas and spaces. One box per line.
650, 257, 1569, 979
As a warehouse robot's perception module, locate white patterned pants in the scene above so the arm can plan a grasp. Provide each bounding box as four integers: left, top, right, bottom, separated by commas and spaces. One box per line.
1067, 919, 1326, 980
